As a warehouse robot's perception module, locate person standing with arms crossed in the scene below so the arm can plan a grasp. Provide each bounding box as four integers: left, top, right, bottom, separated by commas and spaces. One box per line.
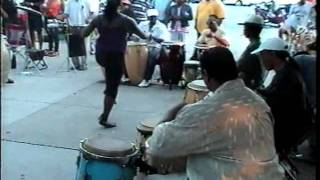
83, 0, 147, 128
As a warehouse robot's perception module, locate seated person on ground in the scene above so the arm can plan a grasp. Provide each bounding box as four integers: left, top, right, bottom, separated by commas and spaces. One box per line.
196, 15, 229, 48
137, 9, 170, 88
146, 47, 285, 180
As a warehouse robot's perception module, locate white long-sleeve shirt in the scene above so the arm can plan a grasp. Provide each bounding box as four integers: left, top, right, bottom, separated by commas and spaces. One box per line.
138, 20, 170, 48
64, 0, 89, 26
147, 79, 285, 180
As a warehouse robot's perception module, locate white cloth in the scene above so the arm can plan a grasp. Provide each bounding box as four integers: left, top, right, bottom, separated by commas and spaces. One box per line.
138, 20, 170, 47
147, 79, 285, 180
64, 0, 90, 26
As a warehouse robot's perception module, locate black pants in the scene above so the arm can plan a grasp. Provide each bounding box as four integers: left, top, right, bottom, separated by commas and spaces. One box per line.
96, 51, 124, 99
28, 14, 43, 49
45, 17, 59, 52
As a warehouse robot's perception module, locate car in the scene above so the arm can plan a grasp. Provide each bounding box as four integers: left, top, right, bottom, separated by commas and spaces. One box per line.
189, 0, 201, 3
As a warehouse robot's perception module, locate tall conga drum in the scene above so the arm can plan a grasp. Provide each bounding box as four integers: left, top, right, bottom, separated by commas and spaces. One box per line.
76, 135, 139, 180
125, 41, 148, 85
67, 25, 87, 57
136, 119, 187, 174
184, 80, 209, 104
183, 60, 200, 84
159, 42, 185, 89
193, 44, 215, 61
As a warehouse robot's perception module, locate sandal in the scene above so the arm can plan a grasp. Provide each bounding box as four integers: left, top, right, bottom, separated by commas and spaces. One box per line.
98, 114, 116, 128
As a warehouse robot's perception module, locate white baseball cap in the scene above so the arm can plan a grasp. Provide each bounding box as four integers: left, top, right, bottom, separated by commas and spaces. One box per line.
147, 9, 159, 17
238, 14, 264, 27
251, 38, 289, 54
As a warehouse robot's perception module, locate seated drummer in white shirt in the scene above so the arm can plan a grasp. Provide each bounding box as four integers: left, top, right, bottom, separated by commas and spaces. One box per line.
137, 9, 170, 88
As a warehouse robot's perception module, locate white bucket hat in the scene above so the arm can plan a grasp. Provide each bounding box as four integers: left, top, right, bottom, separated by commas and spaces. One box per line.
251, 38, 289, 54
147, 9, 159, 17
238, 14, 264, 27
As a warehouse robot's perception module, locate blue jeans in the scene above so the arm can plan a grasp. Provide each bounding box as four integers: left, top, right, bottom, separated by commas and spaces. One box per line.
144, 47, 161, 81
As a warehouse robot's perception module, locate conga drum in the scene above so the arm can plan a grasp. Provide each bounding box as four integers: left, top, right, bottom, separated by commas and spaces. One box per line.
125, 41, 148, 85
1, 36, 11, 85
136, 119, 159, 150
76, 135, 139, 180
159, 42, 185, 88
193, 44, 215, 61
184, 80, 209, 104
137, 119, 187, 174
183, 60, 200, 84
67, 25, 87, 58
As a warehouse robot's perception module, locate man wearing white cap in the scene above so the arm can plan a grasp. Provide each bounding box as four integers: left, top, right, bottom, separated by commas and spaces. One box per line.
137, 9, 170, 88
237, 14, 265, 90
253, 38, 313, 158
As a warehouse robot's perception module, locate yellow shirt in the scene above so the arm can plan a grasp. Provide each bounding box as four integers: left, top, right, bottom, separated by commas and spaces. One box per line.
195, 0, 225, 33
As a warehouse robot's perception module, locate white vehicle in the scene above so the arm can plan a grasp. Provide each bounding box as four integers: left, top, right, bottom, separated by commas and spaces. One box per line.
222, 0, 299, 6
222, 0, 266, 6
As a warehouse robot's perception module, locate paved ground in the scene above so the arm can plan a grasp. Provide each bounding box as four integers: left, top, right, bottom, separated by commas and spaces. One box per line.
1, 4, 315, 180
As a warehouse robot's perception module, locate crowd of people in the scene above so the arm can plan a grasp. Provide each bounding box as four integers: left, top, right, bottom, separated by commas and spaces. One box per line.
0, 0, 316, 179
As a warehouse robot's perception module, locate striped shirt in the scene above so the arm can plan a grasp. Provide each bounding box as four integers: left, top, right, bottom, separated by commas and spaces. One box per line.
131, 0, 152, 23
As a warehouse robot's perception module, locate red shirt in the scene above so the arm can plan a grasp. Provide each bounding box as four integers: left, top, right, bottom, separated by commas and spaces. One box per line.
45, 1, 61, 17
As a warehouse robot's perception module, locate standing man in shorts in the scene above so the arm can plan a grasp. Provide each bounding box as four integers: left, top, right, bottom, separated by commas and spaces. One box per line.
22, 0, 45, 49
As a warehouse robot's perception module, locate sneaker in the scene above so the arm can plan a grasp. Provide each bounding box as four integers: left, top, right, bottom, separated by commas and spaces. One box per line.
78, 66, 88, 71
6, 79, 14, 84
138, 80, 150, 87
121, 76, 130, 83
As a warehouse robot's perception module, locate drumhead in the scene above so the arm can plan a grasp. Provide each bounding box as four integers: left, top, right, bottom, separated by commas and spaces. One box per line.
136, 119, 159, 134
81, 135, 134, 158
187, 80, 209, 92
127, 41, 147, 46
162, 41, 185, 46
184, 60, 200, 65
194, 44, 216, 50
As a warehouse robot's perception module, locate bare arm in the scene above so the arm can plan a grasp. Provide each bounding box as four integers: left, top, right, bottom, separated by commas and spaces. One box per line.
126, 17, 147, 39
159, 102, 187, 124
82, 16, 98, 38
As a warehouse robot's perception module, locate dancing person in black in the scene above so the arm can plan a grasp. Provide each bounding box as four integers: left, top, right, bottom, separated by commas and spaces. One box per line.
83, 0, 147, 128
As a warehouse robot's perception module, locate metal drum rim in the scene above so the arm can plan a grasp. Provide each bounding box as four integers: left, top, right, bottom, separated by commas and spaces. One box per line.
79, 139, 139, 163
187, 80, 209, 92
